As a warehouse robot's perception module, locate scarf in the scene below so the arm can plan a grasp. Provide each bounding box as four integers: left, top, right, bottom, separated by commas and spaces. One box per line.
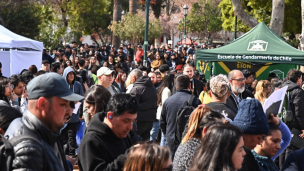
251, 150, 279, 171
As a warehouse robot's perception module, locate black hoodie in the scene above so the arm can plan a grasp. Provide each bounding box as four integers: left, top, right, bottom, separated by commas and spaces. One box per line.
281, 80, 304, 130
130, 76, 157, 121
78, 113, 133, 171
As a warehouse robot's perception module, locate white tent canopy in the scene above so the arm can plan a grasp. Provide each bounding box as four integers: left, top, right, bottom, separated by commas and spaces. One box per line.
0, 25, 43, 77
0, 25, 43, 51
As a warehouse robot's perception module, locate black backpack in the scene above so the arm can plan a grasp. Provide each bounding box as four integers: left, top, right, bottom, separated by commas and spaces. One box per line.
0, 131, 45, 171
174, 95, 196, 145
279, 91, 294, 123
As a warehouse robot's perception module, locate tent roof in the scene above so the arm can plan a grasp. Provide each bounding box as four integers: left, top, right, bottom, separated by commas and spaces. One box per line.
196, 22, 304, 65
0, 25, 43, 51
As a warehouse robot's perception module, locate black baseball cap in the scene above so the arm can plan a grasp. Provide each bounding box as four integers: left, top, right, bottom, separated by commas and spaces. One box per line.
27, 73, 84, 101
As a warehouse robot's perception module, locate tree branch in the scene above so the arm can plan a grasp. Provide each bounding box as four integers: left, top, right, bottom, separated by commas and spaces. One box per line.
230, 0, 259, 28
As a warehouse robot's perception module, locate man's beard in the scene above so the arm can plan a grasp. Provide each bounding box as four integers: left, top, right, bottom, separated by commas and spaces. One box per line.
232, 84, 245, 94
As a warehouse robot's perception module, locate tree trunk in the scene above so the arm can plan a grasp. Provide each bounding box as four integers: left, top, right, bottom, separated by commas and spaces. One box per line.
112, 0, 122, 48
269, 0, 285, 36
230, 0, 259, 28
300, 0, 304, 72
129, 0, 137, 14
300, 0, 304, 51
165, 0, 170, 16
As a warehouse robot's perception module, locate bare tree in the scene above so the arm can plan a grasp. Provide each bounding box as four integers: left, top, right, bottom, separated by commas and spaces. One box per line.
230, 0, 259, 28
269, 0, 285, 35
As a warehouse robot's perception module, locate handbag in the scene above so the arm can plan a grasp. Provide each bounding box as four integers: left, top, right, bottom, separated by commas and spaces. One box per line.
290, 128, 304, 149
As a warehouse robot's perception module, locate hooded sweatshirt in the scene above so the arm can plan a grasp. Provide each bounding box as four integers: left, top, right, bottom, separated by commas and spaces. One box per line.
281, 80, 304, 130
63, 67, 84, 123
130, 76, 157, 121
78, 112, 132, 171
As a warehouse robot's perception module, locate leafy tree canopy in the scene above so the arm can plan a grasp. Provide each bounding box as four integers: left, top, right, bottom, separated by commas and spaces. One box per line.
219, 0, 301, 34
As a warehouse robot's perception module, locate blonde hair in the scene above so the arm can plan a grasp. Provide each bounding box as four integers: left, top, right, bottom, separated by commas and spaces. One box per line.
182, 106, 211, 144
254, 80, 271, 105
123, 143, 170, 171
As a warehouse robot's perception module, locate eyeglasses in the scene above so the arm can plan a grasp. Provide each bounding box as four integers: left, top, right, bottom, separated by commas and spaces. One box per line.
5, 85, 14, 89
232, 78, 246, 82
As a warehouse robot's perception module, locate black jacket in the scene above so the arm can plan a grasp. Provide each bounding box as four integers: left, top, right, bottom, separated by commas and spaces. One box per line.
282, 148, 304, 171
130, 76, 157, 121
281, 80, 304, 130
206, 102, 237, 120
78, 113, 133, 171
5, 110, 69, 171
239, 147, 261, 171
127, 48, 134, 60
160, 89, 201, 159
172, 78, 205, 98
226, 88, 254, 110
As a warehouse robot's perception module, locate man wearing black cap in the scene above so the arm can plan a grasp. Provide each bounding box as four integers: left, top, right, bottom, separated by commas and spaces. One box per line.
5, 73, 84, 171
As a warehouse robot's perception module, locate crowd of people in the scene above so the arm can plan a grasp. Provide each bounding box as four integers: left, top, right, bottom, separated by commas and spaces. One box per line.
0, 42, 304, 171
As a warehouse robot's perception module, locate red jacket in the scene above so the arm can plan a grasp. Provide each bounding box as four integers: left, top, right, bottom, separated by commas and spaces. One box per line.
135, 49, 144, 62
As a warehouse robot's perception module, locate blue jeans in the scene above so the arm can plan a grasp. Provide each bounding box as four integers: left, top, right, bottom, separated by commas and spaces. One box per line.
150, 120, 160, 141
150, 120, 166, 146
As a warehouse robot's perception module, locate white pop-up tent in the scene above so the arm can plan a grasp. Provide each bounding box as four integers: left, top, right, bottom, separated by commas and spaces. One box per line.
0, 25, 43, 77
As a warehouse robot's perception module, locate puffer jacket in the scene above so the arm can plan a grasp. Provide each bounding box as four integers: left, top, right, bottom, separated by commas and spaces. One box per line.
5, 110, 69, 171
63, 67, 84, 123
129, 76, 157, 121
281, 80, 304, 130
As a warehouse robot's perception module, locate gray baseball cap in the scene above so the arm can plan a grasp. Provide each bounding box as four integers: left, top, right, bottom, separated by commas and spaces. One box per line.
27, 73, 84, 101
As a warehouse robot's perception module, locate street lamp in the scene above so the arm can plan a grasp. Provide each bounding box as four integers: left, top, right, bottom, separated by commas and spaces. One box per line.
183, 5, 188, 46
121, 10, 126, 44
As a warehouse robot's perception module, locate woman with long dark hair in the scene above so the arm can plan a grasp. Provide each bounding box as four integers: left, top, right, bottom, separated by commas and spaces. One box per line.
83, 85, 111, 126
189, 124, 246, 171
152, 73, 175, 145
0, 78, 15, 106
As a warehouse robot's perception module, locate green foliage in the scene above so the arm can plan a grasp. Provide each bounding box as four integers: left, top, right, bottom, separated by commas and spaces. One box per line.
286, 38, 300, 48
0, 3, 42, 39
68, 0, 111, 43
109, 12, 162, 44
178, 0, 222, 40
219, 0, 301, 34
35, 4, 67, 49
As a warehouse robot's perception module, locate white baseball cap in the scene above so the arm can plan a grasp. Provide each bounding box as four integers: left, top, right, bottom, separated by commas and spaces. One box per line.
97, 67, 115, 77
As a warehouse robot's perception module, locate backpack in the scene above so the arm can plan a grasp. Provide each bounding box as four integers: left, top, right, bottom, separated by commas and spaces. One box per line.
279, 91, 294, 123
174, 95, 196, 145
0, 130, 46, 171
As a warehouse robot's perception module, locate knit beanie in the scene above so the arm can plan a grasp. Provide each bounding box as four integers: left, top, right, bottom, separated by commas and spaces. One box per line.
231, 98, 269, 135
